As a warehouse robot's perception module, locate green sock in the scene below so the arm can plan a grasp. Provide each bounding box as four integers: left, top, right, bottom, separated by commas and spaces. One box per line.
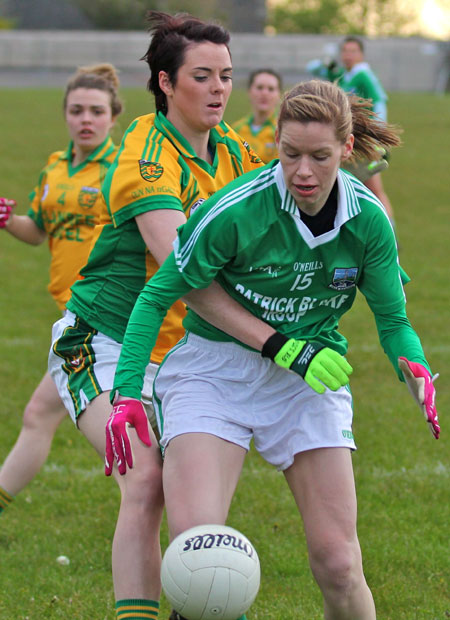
0, 486, 13, 514
115, 599, 159, 619
237, 616, 248, 620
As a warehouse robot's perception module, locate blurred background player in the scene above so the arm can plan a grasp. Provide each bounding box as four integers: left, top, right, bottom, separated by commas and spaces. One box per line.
107, 79, 439, 620
48, 11, 262, 620
232, 68, 282, 163
0, 63, 121, 515
308, 35, 396, 225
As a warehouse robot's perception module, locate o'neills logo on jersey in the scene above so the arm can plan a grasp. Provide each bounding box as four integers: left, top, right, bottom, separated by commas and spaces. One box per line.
329, 267, 358, 291
78, 186, 99, 209
139, 159, 163, 182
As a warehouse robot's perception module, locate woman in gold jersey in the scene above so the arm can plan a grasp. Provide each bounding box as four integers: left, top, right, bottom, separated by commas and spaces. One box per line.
0, 61, 121, 565
233, 68, 282, 163
48, 11, 262, 620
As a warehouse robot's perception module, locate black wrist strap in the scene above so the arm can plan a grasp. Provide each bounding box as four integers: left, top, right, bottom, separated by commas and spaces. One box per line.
261, 331, 289, 360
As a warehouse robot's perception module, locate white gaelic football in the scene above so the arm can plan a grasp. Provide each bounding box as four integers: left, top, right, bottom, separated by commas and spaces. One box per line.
161, 524, 260, 620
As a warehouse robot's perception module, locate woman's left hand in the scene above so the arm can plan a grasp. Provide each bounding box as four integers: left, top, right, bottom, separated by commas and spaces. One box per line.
398, 357, 440, 439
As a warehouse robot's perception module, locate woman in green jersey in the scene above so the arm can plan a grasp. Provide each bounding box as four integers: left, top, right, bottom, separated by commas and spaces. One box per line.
48, 12, 261, 620
339, 36, 395, 223
0, 64, 121, 513
108, 80, 440, 619
308, 36, 395, 224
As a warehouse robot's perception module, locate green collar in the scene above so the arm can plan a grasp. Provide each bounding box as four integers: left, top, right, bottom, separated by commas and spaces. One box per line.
154, 111, 224, 175
248, 112, 277, 133
62, 136, 115, 177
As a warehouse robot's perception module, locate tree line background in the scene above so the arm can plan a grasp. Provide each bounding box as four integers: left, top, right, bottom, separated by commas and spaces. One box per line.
0, 0, 432, 37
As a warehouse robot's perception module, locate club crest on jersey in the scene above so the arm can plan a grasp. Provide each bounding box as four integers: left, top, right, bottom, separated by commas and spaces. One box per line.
139, 159, 163, 182
329, 267, 358, 291
67, 347, 85, 372
242, 141, 263, 164
78, 186, 99, 209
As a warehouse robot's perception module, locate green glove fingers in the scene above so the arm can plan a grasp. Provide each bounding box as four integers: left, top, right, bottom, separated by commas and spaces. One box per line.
305, 347, 353, 393
262, 332, 352, 394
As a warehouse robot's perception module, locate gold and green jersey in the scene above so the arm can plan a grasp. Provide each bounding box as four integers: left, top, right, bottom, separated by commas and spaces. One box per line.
27, 137, 117, 309
113, 163, 430, 399
233, 113, 278, 163
67, 111, 263, 363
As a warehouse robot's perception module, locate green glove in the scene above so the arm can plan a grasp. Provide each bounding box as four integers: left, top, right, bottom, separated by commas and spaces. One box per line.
262, 332, 353, 394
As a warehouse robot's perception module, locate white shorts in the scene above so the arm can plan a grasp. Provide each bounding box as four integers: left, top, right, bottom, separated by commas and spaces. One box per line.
154, 333, 356, 471
48, 310, 158, 425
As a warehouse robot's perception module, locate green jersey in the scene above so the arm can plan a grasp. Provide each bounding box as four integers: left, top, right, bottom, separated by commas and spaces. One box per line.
114, 161, 429, 399
307, 60, 387, 121
338, 62, 387, 121
306, 59, 344, 83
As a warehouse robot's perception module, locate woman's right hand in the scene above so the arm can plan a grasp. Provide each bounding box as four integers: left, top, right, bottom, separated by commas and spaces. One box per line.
105, 398, 152, 476
0, 197, 16, 228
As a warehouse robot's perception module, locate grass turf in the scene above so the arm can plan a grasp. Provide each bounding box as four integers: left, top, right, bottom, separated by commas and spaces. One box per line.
0, 87, 449, 619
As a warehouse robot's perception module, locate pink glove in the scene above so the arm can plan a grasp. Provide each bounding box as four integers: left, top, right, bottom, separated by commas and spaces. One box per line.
105, 398, 152, 476
0, 197, 16, 228
398, 357, 440, 439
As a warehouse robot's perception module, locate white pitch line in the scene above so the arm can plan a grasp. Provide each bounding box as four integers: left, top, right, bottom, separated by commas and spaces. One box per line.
43, 463, 103, 478
240, 460, 449, 479
367, 461, 449, 480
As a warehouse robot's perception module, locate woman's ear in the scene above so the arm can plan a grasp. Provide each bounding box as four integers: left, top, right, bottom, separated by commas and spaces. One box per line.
341, 133, 354, 162
158, 71, 173, 96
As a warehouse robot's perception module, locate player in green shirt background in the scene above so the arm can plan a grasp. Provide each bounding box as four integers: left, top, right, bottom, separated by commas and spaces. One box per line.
308, 36, 396, 225
307, 36, 387, 121
107, 80, 440, 619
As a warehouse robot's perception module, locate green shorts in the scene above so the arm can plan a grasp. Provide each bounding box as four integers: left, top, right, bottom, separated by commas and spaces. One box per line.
49, 310, 157, 424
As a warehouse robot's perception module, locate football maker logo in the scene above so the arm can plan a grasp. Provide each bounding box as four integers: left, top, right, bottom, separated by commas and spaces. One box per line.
329, 267, 358, 291
139, 159, 164, 182
78, 186, 99, 209
189, 198, 205, 215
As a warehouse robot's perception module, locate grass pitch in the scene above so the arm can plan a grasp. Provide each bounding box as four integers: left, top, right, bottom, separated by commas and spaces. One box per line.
0, 87, 449, 619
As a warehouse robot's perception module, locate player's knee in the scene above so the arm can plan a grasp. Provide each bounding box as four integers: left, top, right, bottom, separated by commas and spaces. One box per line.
22, 395, 50, 429
309, 539, 363, 596
120, 450, 164, 511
